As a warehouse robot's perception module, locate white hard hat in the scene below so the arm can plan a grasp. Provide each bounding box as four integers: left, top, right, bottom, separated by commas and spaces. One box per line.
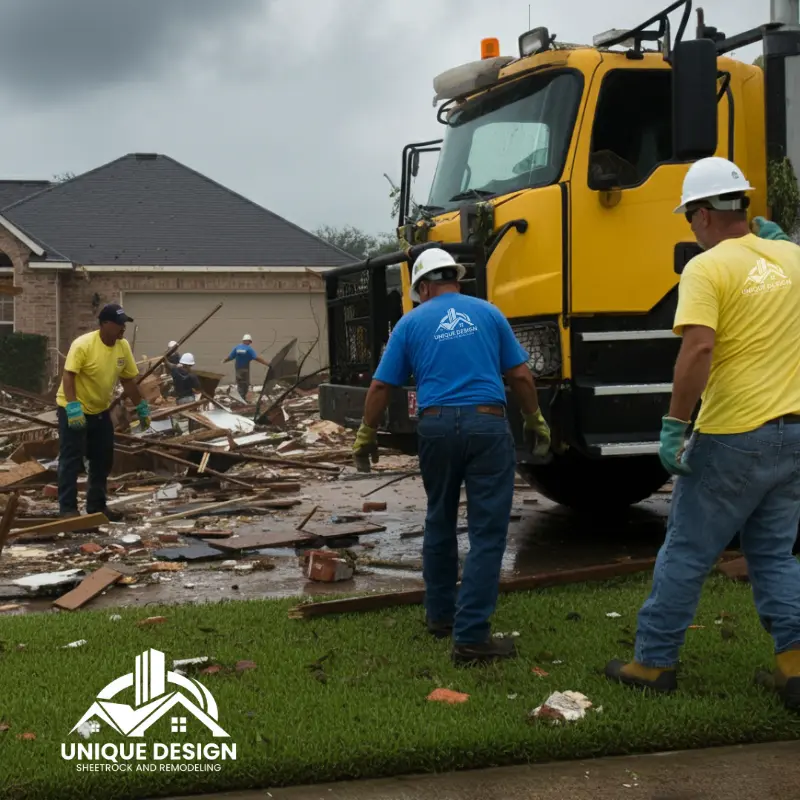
409, 249, 466, 303
674, 157, 754, 214
179, 353, 195, 366
168, 340, 178, 348
242, 333, 253, 342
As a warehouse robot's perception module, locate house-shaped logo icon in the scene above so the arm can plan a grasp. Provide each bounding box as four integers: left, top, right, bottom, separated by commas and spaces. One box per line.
436, 308, 475, 333
70, 648, 229, 739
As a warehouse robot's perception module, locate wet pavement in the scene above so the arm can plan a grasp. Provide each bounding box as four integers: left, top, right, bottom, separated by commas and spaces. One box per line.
0, 462, 673, 614
169, 740, 800, 800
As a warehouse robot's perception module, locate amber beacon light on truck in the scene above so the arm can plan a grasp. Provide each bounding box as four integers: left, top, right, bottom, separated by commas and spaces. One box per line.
319, 0, 800, 513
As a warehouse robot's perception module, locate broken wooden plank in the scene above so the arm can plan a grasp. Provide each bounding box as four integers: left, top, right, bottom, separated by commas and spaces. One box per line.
303, 522, 387, 538
0, 406, 58, 430
361, 472, 418, 498
7, 513, 110, 541
0, 461, 46, 488
185, 529, 233, 539
145, 448, 256, 490
198, 452, 211, 474
148, 496, 257, 523
208, 530, 315, 551
149, 399, 208, 421
52, 567, 122, 611
0, 492, 20, 557
288, 557, 658, 619
297, 505, 319, 532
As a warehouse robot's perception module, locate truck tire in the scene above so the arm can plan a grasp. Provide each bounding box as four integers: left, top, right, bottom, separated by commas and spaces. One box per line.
517, 452, 669, 512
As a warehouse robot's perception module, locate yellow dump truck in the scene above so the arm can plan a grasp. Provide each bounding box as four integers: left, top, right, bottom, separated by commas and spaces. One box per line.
319, 0, 800, 510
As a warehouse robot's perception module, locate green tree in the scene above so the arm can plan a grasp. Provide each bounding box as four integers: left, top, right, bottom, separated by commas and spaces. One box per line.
754, 55, 764, 69
53, 171, 76, 183
315, 226, 401, 260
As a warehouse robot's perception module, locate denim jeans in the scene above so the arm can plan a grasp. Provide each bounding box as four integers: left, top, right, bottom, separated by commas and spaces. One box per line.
57, 407, 115, 515
636, 420, 800, 667
417, 405, 516, 644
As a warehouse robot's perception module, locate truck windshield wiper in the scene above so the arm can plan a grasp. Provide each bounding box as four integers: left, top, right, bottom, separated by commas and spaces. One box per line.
448, 188, 496, 202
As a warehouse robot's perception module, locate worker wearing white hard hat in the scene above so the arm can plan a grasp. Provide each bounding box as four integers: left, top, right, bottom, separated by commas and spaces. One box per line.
171, 352, 200, 404
353, 247, 556, 666
221, 333, 269, 401
606, 157, 800, 709
165, 339, 182, 366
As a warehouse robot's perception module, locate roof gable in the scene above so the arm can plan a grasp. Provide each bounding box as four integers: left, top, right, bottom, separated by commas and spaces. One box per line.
2, 154, 349, 268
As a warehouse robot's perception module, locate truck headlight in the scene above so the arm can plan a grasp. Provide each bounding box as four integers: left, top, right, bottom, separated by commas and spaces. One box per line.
511, 322, 561, 378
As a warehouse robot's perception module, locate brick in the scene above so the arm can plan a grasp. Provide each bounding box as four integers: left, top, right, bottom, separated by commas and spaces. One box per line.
79, 543, 104, 555
158, 533, 182, 544
42, 484, 58, 498
718, 557, 749, 582
362, 501, 387, 513
304, 549, 354, 583
136, 616, 167, 627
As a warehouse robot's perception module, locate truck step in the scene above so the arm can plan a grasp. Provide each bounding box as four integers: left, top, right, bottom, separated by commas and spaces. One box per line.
587, 382, 673, 396
597, 442, 661, 456
578, 329, 677, 342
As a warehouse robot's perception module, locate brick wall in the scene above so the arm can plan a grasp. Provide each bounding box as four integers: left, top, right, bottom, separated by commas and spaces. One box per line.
59, 270, 326, 346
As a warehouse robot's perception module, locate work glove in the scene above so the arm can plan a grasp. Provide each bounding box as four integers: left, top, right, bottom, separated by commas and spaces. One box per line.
522, 408, 553, 463
65, 401, 86, 430
352, 421, 379, 473
136, 400, 151, 431
659, 416, 692, 476
752, 216, 791, 242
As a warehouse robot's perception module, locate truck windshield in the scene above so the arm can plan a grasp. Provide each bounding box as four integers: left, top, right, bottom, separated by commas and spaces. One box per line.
428, 70, 582, 210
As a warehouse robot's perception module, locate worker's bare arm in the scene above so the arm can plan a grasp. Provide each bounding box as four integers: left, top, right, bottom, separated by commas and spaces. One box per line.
119, 377, 144, 406
504, 363, 539, 416
363, 379, 393, 429
62, 371, 79, 404
668, 325, 715, 421
255, 356, 270, 367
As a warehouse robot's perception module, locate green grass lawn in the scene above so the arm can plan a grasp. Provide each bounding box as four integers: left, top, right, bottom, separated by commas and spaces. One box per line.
0, 574, 798, 800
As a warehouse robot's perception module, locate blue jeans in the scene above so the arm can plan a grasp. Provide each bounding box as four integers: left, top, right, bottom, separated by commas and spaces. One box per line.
636, 420, 800, 667
417, 406, 516, 644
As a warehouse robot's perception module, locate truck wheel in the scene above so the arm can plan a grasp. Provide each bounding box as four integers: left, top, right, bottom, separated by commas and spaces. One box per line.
517, 452, 668, 512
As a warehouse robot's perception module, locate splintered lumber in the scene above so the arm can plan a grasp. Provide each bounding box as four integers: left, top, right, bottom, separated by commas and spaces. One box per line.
145, 448, 256, 490
362, 472, 418, 498
53, 567, 122, 611
7, 513, 110, 541
208, 530, 315, 551
109, 302, 223, 411
147, 495, 263, 523
288, 557, 658, 619
0, 461, 47, 488
302, 522, 387, 538
297, 505, 319, 531
148, 399, 208, 421
0, 406, 58, 430
0, 492, 20, 556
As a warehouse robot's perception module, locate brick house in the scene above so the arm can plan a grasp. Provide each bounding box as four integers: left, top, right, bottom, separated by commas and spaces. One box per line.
0, 154, 349, 388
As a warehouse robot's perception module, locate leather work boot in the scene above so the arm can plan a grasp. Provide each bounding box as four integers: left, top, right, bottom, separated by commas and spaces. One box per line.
774, 645, 800, 712
605, 659, 678, 693
452, 637, 517, 666
426, 619, 453, 639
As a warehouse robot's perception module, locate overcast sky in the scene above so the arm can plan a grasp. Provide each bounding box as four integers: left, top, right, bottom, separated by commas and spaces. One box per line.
0, 0, 765, 236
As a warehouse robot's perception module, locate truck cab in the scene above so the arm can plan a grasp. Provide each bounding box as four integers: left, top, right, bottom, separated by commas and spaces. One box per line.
320, 0, 800, 512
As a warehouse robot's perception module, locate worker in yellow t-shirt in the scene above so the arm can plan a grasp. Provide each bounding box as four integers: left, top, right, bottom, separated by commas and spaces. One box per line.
605, 158, 800, 712
56, 303, 151, 523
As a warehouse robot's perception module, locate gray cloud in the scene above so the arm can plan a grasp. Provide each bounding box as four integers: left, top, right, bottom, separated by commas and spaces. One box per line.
0, 0, 261, 99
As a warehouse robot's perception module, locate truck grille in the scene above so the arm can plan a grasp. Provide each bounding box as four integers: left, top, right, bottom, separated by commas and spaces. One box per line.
511, 321, 562, 378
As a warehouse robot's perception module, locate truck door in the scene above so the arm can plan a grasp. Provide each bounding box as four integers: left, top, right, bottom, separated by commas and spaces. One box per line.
569, 61, 723, 316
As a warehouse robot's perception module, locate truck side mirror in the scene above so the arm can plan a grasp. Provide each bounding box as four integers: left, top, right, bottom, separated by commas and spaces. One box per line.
672, 39, 718, 161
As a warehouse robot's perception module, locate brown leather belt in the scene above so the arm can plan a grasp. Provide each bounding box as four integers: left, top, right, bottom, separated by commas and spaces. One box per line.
420, 405, 505, 417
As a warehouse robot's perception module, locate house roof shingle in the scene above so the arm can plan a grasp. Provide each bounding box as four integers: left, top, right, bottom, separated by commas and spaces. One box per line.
1, 154, 349, 268
0, 181, 52, 211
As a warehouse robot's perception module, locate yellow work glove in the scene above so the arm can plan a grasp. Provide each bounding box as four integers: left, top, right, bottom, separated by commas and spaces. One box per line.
523, 408, 553, 463
352, 421, 378, 473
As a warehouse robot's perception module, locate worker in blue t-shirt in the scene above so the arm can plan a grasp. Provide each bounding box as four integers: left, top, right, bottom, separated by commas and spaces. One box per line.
221, 334, 269, 401
352, 248, 555, 666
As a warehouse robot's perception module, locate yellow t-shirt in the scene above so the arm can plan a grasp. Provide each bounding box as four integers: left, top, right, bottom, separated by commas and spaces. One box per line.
56, 331, 139, 415
673, 233, 800, 434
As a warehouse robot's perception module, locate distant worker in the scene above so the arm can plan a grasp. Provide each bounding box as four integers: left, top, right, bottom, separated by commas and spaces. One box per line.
165, 340, 181, 366
605, 157, 800, 712
352, 248, 555, 666
56, 304, 151, 523
171, 353, 201, 404
221, 334, 269, 401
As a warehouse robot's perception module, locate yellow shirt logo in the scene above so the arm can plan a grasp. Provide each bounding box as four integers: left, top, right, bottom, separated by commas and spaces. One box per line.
742, 258, 792, 295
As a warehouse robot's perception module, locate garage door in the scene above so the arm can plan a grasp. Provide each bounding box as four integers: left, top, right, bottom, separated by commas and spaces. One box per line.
122, 291, 327, 388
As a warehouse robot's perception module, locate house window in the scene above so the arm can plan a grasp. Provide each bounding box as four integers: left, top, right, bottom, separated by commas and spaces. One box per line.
0, 253, 11, 267
589, 70, 673, 189
0, 295, 14, 337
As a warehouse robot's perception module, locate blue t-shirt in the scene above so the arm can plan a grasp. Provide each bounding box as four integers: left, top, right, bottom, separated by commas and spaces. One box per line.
229, 344, 257, 370
373, 293, 528, 409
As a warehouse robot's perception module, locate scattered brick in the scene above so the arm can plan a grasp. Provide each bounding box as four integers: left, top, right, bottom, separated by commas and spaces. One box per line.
362, 501, 387, 513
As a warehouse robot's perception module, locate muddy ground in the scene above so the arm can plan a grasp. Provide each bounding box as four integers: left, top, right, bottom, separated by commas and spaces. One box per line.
0, 456, 672, 615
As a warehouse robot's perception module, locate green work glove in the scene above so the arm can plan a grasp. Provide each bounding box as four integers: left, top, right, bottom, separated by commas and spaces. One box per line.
522, 408, 553, 462
352, 421, 378, 473
752, 216, 791, 241
136, 400, 151, 431
65, 401, 86, 430
659, 416, 691, 476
